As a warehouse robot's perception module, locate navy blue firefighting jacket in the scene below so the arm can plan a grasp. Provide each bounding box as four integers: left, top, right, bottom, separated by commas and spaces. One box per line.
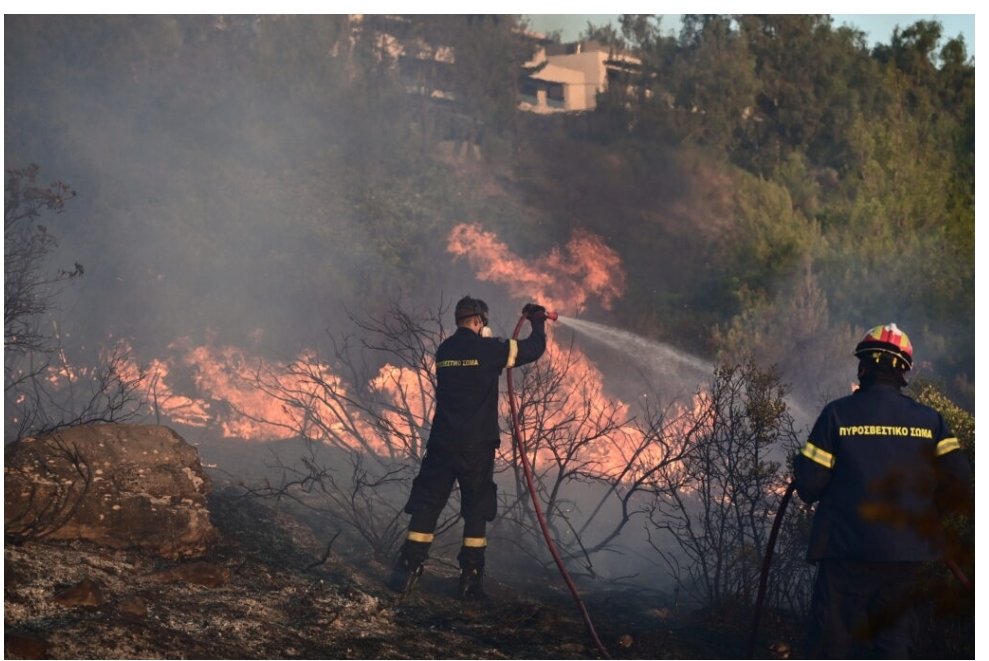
427, 323, 546, 448
793, 383, 972, 562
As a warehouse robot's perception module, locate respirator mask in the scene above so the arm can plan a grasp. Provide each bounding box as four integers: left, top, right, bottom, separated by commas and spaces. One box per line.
478, 313, 493, 338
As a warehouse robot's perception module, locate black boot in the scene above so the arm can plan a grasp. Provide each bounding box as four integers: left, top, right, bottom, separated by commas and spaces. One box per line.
389, 557, 424, 596
457, 567, 486, 601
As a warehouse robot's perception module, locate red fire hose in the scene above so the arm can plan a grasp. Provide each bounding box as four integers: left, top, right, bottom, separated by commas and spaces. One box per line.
507, 310, 611, 659
746, 481, 796, 659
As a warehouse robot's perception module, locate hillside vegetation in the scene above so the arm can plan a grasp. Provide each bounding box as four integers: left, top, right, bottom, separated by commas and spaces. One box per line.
5, 14, 973, 406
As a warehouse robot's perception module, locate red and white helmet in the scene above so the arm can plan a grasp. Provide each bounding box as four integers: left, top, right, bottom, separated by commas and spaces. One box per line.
854, 323, 913, 371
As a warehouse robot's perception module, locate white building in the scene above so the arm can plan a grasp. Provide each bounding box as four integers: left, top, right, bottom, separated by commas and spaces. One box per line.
520, 40, 642, 114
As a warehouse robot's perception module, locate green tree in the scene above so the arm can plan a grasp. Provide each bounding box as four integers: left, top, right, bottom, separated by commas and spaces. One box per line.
717, 265, 858, 408
408, 15, 534, 153
579, 21, 627, 51
668, 15, 759, 152
722, 168, 820, 298
734, 15, 885, 174
815, 86, 973, 399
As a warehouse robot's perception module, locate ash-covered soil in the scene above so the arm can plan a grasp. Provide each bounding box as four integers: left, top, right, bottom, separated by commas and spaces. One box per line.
5, 490, 772, 660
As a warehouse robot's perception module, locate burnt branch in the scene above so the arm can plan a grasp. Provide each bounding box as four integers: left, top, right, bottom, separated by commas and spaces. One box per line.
645, 362, 804, 612
306, 529, 342, 570
6, 338, 147, 443
494, 335, 712, 577
5, 164, 79, 355
233, 300, 454, 559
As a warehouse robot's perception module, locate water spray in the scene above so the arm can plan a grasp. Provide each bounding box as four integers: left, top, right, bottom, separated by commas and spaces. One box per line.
557, 315, 818, 433
556, 315, 710, 380
507, 306, 611, 659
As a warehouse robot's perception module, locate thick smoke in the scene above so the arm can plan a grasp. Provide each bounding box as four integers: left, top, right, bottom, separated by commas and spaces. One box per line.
5, 17, 864, 600
8, 16, 428, 362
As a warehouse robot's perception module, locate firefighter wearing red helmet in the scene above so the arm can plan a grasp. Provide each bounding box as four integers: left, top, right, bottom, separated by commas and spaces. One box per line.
793, 323, 972, 658
389, 296, 547, 600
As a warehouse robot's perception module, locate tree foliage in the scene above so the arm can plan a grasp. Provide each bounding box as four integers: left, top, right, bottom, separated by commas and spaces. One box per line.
584, 14, 971, 406
906, 380, 975, 659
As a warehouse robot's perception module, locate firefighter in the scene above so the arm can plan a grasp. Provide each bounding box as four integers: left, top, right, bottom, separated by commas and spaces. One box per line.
389, 296, 548, 600
793, 323, 973, 658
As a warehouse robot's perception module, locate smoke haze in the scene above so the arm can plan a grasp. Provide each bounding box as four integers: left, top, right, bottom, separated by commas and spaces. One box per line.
7, 19, 973, 624
6, 15, 972, 444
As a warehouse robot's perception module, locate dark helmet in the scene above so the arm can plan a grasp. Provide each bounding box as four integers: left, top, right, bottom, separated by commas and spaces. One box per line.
455, 296, 489, 326
854, 323, 913, 371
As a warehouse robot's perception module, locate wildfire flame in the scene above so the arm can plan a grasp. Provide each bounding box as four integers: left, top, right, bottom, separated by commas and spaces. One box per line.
15, 224, 710, 483
447, 223, 626, 314
447, 222, 709, 478
511, 334, 710, 478
139, 357, 212, 428
117, 341, 395, 455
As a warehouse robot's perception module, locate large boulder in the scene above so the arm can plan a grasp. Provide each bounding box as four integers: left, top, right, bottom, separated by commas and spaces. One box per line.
4, 423, 216, 559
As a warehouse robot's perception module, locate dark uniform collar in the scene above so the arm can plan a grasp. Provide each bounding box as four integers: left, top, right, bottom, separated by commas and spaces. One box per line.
856, 381, 903, 394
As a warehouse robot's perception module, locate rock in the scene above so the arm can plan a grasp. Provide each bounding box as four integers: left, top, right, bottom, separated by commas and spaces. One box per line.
5, 556, 17, 586
118, 595, 149, 622
4, 631, 49, 659
4, 423, 217, 559
150, 561, 231, 587
54, 578, 104, 608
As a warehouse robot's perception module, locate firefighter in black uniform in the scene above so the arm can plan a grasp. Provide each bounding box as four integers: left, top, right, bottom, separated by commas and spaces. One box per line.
389, 296, 548, 600
793, 323, 972, 658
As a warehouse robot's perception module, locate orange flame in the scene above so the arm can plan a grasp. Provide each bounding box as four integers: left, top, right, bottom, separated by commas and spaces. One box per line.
370, 362, 433, 454
124, 341, 396, 454
448, 223, 707, 479
116, 332, 708, 482
144, 358, 213, 428
507, 335, 710, 479
19, 224, 712, 488
447, 223, 626, 313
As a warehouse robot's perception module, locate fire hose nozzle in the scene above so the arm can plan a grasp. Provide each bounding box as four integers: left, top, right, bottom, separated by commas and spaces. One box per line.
524, 305, 558, 322
532, 310, 558, 322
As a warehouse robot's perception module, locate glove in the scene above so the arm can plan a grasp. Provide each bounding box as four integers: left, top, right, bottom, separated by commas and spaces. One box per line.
522, 303, 547, 320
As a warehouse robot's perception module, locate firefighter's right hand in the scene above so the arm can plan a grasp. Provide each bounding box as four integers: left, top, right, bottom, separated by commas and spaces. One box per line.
522, 303, 547, 320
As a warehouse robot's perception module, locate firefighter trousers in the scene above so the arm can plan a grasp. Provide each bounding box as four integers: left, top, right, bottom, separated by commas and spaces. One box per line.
400, 442, 498, 569
804, 560, 923, 659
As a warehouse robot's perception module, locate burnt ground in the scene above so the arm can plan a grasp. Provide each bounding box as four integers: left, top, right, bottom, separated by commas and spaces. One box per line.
5, 489, 796, 660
